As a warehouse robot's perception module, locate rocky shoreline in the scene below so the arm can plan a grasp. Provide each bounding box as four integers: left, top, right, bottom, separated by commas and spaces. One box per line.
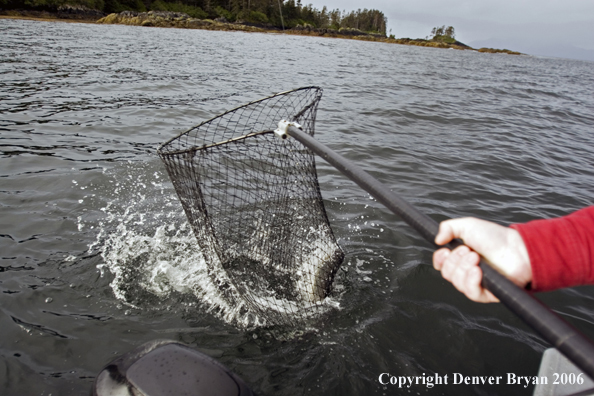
95, 11, 522, 55
2, 10, 523, 55
95, 10, 390, 38
97, 11, 267, 32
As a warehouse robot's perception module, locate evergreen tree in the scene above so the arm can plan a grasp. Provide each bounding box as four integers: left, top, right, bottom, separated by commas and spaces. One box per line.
0, 0, 387, 36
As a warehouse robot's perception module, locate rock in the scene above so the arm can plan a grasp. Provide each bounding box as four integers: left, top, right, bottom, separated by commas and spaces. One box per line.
119, 10, 139, 18
98, 13, 120, 24
54, 4, 106, 19
338, 27, 366, 36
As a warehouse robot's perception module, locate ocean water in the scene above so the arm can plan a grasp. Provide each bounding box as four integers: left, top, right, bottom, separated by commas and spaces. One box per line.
1, 18, 594, 395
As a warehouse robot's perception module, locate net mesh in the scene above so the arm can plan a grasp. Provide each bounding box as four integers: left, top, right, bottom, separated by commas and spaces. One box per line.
157, 87, 344, 328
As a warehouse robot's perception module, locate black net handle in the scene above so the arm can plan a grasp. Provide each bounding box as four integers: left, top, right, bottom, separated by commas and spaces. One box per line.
286, 125, 594, 379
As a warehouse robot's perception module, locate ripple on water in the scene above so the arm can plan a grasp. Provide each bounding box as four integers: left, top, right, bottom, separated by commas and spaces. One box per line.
1, 18, 594, 395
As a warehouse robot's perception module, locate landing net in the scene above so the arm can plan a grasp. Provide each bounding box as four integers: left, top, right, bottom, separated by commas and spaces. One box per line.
157, 87, 344, 327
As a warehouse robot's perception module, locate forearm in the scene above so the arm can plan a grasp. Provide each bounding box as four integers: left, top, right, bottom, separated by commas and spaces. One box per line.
511, 206, 594, 292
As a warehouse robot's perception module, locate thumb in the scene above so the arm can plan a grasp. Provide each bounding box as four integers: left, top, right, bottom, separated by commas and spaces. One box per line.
434, 218, 470, 246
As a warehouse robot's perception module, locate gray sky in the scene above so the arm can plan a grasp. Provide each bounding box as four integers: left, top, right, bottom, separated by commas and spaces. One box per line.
303, 0, 594, 61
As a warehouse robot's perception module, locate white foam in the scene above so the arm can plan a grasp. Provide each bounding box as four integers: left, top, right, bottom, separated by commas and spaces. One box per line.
85, 163, 343, 329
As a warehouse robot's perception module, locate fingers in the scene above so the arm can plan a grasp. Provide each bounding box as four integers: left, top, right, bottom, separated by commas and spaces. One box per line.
434, 245, 499, 303
441, 246, 475, 286
432, 248, 449, 271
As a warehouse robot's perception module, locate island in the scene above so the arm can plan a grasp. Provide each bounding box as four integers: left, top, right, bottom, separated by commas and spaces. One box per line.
0, 1, 522, 55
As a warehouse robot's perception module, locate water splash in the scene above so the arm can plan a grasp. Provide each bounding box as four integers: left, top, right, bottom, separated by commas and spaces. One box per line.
82, 163, 245, 324
86, 161, 342, 329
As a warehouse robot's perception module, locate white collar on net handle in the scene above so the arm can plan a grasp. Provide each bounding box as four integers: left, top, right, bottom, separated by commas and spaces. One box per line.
274, 120, 302, 140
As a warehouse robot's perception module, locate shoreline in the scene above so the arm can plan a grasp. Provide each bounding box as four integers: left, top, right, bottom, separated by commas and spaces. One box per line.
0, 10, 523, 55
0, 10, 100, 23
0, 14, 97, 23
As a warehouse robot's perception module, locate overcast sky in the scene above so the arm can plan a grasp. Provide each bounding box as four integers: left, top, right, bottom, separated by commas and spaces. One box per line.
303, 0, 594, 61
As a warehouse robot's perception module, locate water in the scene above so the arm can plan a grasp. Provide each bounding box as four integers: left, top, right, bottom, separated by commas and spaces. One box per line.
1, 18, 594, 395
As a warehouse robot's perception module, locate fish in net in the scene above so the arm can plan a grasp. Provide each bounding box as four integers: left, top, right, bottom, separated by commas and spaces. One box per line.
157, 87, 344, 327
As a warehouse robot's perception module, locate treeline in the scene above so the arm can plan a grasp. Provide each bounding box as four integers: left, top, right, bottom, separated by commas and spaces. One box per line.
1, 0, 387, 34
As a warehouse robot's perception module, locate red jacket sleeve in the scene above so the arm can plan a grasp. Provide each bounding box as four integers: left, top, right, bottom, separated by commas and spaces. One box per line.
510, 206, 594, 292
